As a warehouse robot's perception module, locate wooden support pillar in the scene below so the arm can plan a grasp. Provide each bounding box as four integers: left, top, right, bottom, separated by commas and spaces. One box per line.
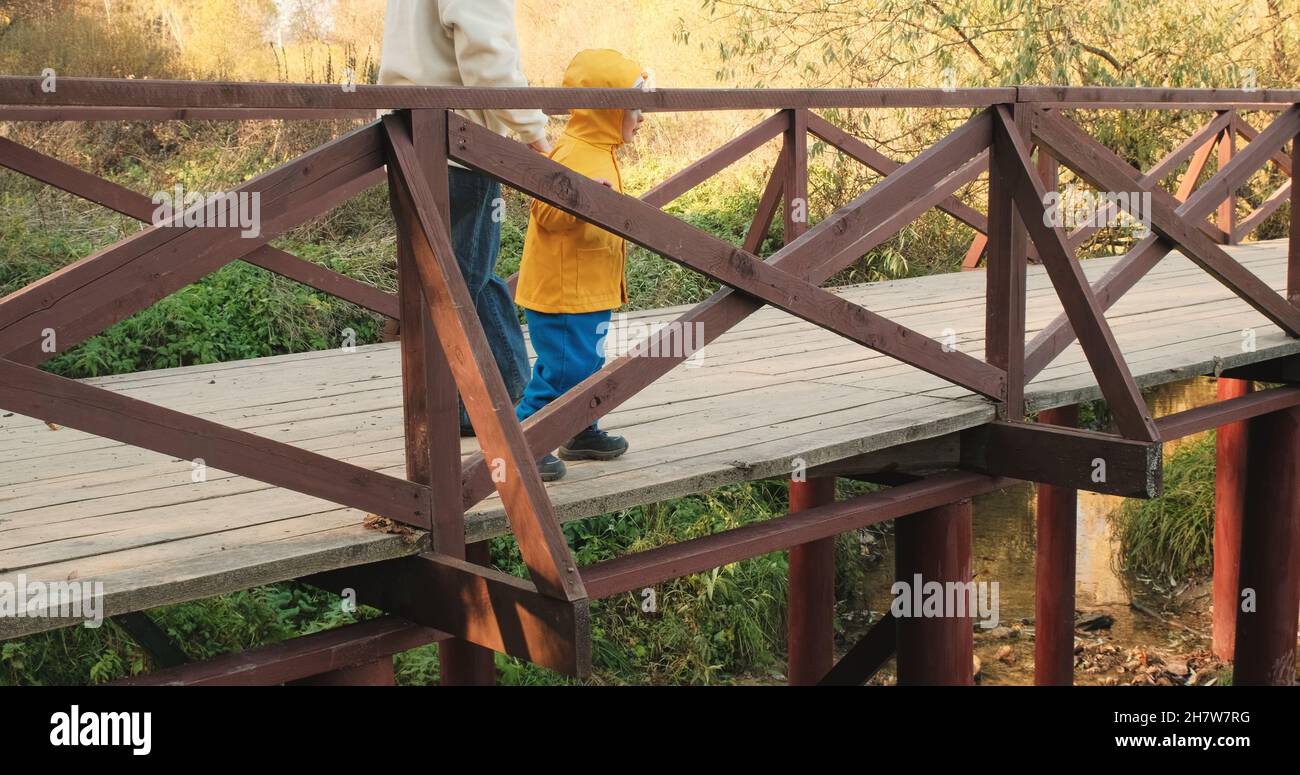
396, 109, 495, 685
985, 102, 1028, 420
787, 477, 837, 685
1219, 111, 1237, 244
1213, 377, 1251, 661
1034, 404, 1077, 685
1289, 131, 1300, 306
1232, 406, 1300, 685
894, 499, 975, 686
291, 658, 397, 686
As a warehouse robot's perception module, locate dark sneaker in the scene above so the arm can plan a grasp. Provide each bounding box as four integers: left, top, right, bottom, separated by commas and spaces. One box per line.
538, 453, 566, 482
559, 426, 629, 461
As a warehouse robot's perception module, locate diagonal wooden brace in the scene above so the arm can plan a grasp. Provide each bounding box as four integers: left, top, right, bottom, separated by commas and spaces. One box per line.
448, 115, 1005, 400
993, 107, 1159, 441
1032, 108, 1300, 338
384, 114, 585, 603
304, 553, 591, 678
459, 112, 995, 509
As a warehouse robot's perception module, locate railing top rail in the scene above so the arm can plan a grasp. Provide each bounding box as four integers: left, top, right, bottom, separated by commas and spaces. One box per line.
0, 78, 1297, 115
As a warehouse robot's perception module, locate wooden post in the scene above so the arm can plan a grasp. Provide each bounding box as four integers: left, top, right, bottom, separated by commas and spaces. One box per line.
397, 109, 496, 685
787, 477, 837, 685
986, 102, 1028, 419
894, 499, 975, 686
782, 108, 808, 244
1212, 377, 1251, 661
1232, 406, 1300, 685
1034, 404, 1077, 685
1219, 111, 1237, 243
780, 115, 837, 686
1290, 131, 1300, 306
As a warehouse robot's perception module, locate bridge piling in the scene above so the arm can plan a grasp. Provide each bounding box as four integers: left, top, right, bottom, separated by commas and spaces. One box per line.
1034, 404, 1078, 685
1213, 378, 1251, 661
1232, 406, 1300, 685
894, 499, 975, 685
786, 477, 838, 685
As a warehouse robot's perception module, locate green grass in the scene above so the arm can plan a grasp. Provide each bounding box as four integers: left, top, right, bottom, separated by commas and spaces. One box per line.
2, 479, 884, 686
1114, 432, 1216, 583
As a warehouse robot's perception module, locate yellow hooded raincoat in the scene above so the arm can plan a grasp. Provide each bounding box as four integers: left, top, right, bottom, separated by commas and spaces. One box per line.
515, 49, 646, 314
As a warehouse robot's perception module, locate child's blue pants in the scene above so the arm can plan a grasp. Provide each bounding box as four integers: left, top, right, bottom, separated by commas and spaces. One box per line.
516, 309, 612, 426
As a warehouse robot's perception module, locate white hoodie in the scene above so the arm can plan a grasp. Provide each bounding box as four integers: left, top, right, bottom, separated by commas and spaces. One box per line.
379, 0, 547, 144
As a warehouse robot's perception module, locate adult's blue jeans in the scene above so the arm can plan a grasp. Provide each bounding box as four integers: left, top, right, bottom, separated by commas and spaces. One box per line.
449, 167, 529, 432
516, 309, 612, 428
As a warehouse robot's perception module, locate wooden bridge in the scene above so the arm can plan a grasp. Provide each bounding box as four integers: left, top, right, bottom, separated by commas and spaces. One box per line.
1, 79, 1299, 686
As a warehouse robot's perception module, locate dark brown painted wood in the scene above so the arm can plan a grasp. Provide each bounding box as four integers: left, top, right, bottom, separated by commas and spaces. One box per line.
581, 472, 1012, 599
641, 111, 789, 208
1219, 112, 1238, 243
0, 124, 389, 363
985, 102, 1028, 421
385, 114, 584, 602
116, 616, 444, 686
1293, 134, 1300, 305
816, 613, 896, 686
1024, 106, 1300, 378
0, 357, 434, 526
304, 553, 591, 678
1232, 407, 1300, 685
450, 116, 1005, 400
961, 419, 1160, 497
0, 133, 398, 318
0, 77, 1018, 110
995, 107, 1159, 441
787, 476, 836, 686
1212, 378, 1250, 662
402, 109, 498, 684
805, 111, 987, 233
1034, 404, 1078, 685
1155, 385, 1300, 439
893, 499, 975, 686
458, 112, 996, 510
0, 106, 378, 121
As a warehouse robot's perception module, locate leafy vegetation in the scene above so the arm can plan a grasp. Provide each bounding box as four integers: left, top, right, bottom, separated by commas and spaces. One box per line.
1114, 432, 1217, 583
1, 0, 1289, 683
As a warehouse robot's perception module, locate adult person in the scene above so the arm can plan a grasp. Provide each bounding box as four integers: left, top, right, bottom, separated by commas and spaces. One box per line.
379, 0, 552, 464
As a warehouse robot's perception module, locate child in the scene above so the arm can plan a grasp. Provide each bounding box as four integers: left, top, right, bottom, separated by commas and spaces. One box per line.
515, 49, 648, 482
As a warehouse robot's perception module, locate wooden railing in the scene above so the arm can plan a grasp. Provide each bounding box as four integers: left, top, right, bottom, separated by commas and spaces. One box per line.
0, 80, 1297, 676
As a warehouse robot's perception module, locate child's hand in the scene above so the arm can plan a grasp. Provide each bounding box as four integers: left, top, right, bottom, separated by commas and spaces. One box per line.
529, 138, 554, 155
592, 178, 614, 188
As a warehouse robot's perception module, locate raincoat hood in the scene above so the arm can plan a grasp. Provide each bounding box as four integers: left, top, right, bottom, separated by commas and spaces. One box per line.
561, 49, 646, 148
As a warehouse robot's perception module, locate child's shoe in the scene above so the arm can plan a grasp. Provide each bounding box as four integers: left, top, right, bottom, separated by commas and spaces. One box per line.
558, 426, 629, 461
538, 453, 566, 482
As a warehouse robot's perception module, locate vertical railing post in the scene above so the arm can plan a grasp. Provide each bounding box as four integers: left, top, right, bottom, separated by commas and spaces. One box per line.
1289, 121, 1300, 306
986, 102, 1028, 420
780, 108, 837, 686
1219, 110, 1237, 243
1034, 404, 1078, 685
396, 108, 496, 685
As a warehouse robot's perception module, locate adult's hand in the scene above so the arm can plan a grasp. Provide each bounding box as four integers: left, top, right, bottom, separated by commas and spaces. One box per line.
528, 137, 553, 155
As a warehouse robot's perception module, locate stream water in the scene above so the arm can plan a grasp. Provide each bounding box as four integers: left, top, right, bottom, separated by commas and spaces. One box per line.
848, 378, 1221, 685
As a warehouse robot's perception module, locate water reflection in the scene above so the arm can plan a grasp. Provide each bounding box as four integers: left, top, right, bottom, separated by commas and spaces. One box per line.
854, 377, 1220, 678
